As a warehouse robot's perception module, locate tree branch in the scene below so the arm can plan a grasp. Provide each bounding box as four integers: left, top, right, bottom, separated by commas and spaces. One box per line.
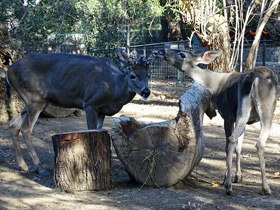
244, 0, 280, 71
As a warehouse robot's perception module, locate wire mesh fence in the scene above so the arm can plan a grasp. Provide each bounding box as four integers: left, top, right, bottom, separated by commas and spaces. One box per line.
89, 40, 202, 82
39, 36, 280, 81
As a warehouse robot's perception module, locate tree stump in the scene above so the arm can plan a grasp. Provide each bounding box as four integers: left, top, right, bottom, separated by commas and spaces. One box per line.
52, 130, 112, 191
111, 82, 215, 187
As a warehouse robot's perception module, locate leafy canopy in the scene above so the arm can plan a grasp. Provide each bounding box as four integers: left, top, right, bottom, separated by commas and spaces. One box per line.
0, 0, 163, 52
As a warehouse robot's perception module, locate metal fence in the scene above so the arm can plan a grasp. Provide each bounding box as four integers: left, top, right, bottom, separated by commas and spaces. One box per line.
43, 38, 280, 81
89, 40, 202, 81
89, 40, 280, 80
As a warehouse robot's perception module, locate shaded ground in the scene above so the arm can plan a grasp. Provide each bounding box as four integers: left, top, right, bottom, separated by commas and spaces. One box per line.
0, 79, 280, 210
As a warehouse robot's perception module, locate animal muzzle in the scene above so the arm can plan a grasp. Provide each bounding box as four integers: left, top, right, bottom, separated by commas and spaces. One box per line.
141, 87, 151, 100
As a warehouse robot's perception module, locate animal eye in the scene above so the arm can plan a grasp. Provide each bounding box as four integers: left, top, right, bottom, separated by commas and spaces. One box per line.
179, 52, 186, 58
130, 74, 136, 80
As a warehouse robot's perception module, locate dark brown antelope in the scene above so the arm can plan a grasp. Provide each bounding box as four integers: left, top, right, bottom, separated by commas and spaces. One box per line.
6, 48, 157, 175
158, 48, 278, 195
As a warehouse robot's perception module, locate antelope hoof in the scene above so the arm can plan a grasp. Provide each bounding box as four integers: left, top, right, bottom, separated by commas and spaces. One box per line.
263, 186, 271, 195
225, 183, 233, 195
29, 165, 50, 176
36, 165, 50, 176
18, 165, 29, 172
226, 187, 233, 195
234, 174, 243, 183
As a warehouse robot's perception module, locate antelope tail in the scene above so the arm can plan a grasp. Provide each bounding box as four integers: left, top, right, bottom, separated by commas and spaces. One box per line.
5, 75, 12, 99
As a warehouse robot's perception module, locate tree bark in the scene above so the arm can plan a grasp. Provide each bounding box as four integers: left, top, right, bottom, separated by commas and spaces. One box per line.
179, 0, 234, 72
0, 24, 23, 123
0, 24, 80, 122
0, 24, 22, 68
111, 82, 215, 187
265, 15, 280, 46
52, 130, 112, 191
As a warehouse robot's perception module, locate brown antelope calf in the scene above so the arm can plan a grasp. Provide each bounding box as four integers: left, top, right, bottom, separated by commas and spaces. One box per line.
158, 48, 278, 195
6, 48, 156, 175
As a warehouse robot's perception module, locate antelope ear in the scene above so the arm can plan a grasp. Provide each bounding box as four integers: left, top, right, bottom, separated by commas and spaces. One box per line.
146, 50, 158, 65
194, 50, 222, 65
129, 49, 137, 61
115, 47, 129, 67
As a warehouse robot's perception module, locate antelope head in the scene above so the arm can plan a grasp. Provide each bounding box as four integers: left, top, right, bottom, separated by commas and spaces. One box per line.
116, 48, 157, 99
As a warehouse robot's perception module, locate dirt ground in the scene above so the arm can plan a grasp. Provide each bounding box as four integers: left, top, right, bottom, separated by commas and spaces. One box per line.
0, 79, 280, 210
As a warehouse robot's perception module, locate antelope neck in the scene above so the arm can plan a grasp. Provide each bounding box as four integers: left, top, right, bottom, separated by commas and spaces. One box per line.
187, 66, 233, 95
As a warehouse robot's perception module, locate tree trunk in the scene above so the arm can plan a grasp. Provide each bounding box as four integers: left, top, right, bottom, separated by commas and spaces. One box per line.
111, 82, 214, 187
0, 24, 80, 121
52, 130, 112, 191
265, 15, 280, 46
0, 24, 22, 67
179, 0, 234, 72
0, 23, 23, 123
160, 17, 170, 42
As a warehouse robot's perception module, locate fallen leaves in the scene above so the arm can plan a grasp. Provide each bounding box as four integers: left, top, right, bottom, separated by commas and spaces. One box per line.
211, 181, 219, 188
273, 172, 280, 179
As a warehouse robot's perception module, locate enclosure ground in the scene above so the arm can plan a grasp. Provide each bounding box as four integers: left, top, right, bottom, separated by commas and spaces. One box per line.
0, 79, 280, 210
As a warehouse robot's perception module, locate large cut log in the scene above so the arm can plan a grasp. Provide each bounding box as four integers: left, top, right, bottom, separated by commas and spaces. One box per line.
52, 130, 112, 191
111, 82, 215, 187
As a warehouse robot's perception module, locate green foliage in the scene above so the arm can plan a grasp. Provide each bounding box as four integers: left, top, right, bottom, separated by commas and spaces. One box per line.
6, 108, 13, 114
0, 0, 164, 53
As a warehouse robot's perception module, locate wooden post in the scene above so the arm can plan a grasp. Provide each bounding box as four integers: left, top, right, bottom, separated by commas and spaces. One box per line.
52, 130, 112, 191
